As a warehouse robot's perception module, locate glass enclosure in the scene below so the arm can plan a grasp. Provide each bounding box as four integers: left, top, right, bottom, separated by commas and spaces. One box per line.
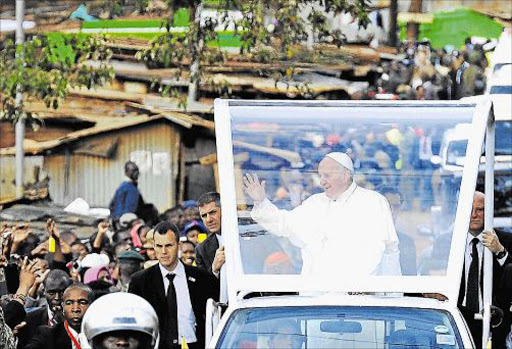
217, 306, 462, 349
495, 120, 512, 156
221, 102, 476, 280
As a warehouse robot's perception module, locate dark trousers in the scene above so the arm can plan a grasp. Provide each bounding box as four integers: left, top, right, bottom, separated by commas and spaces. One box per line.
460, 306, 509, 349
460, 307, 483, 348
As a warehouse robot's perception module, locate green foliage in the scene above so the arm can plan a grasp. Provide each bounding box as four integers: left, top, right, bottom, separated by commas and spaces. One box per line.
230, 0, 371, 54
135, 0, 371, 103
0, 34, 114, 125
221, 0, 369, 97
135, 0, 151, 13
101, 0, 124, 18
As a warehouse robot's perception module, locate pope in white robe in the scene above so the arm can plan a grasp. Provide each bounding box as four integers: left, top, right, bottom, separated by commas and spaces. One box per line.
243, 152, 401, 277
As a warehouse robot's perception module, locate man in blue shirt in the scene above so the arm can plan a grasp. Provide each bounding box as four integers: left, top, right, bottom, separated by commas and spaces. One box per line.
111, 161, 142, 220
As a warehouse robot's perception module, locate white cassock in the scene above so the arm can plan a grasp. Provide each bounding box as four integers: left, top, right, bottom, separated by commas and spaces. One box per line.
251, 182, 401, 277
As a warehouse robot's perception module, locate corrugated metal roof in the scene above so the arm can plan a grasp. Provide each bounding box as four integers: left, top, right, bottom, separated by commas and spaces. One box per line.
0, 113, 214, 156
44, 121, 180, 211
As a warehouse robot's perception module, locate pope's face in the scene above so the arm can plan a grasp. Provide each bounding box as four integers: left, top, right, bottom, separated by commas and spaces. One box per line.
318, 157, 349, 199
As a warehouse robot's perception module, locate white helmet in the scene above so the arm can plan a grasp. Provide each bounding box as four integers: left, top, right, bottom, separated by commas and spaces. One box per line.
81, 293, 159, 348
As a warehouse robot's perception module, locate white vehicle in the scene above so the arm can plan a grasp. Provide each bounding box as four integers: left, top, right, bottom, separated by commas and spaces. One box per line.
204, 28, 511, 349
206, 95, 503, 348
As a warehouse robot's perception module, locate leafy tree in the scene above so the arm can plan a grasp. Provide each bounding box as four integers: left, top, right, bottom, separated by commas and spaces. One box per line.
0, 34, 114, 128
136, 0, 371, 106
136, 0, 225, 107
99, 0, 125, 18
230, 0, 371, 87
99, 0, 151, 17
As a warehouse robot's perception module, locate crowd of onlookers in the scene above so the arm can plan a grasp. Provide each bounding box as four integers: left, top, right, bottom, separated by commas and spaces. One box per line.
0, 183, 218, 348
355, 38, 490, 101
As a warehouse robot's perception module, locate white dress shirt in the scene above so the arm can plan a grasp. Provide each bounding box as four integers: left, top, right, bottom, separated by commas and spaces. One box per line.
47, 308, 56, 326
463, 233, 508, 310
159, 261, 197, 344
66, 323, 91, 349
251, 182, 401, 277
216, 233, 223, 246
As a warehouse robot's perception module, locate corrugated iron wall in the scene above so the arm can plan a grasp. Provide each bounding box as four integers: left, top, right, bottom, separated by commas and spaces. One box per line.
45, 122, 180, 212
0, 156, 44, 202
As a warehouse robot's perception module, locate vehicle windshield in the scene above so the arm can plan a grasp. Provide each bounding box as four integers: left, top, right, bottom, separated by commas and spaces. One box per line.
217, 306, 462, 349
226, 102, 474, 281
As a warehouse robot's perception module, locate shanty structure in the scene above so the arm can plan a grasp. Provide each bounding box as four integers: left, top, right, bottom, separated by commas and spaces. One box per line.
0, 95, 216, 212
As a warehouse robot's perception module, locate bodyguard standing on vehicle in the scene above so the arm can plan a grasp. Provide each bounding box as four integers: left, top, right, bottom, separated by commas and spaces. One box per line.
195, 192, 225, 278
129, 221, 219, 349
458, 191, 512, 347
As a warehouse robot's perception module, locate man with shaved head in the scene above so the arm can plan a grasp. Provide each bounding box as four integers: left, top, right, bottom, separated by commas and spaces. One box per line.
244, 152, 401, 277
27, 283, 94, 349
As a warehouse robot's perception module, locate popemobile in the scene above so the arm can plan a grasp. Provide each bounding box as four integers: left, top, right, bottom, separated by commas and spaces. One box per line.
204, 28, 512, 349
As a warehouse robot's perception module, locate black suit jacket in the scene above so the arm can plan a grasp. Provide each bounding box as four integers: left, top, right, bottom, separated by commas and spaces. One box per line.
25, 322, 71, 349
128, 262, 219, 349
457, 230, 512, 347
458, 231, 512, 305
195, 234, 219, 274
17, 307, 50, 349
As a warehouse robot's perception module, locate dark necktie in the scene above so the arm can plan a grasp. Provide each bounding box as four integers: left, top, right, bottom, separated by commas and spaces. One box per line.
166, 273, 179, 346
466, 238, 480, 313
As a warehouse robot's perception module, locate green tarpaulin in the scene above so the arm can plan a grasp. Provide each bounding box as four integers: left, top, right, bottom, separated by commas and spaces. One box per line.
400, 8, 504, 49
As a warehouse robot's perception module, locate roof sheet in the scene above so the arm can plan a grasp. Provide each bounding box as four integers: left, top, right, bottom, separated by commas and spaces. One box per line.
0, 113, 213, 156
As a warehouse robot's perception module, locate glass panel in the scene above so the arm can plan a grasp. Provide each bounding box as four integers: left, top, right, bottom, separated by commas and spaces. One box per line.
228, 104, 474, 277
496, 121, 512, 156
217, 306, 462, 349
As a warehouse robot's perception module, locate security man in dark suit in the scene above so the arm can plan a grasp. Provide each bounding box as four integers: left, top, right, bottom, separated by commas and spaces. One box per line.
195, 192, 225, 277
26, 283, 94, 349
458, 191, 512, 348
129, 221, 219, 349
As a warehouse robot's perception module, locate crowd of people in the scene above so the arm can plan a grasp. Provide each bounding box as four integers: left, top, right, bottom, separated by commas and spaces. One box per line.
0, 162, 226, 348
356, 39, 490, 101
1, 145, 512, 348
